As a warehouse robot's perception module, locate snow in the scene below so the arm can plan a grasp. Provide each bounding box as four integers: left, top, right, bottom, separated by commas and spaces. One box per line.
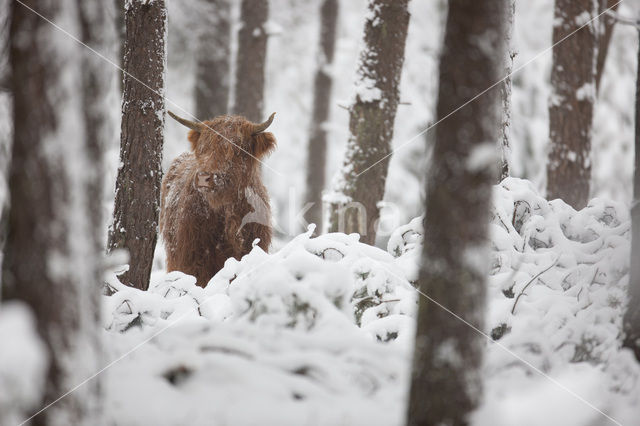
352, 76, 383, 103
103, 227, 415, 425
574, 11, 592, 27
0, 303, 48, 426
94, 178, 640, 425
1, 0, 638, 423
576, 82, 596, 102
467, 142, 498, 172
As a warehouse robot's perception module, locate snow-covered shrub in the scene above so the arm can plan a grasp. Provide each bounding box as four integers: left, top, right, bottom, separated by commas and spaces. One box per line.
103, 229, 419, 425
487, 178, 630, 370
106, 229, 418, 343
102, 177, 640, 425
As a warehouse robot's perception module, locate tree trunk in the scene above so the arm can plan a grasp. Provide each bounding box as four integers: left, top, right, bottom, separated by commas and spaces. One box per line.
77, 2, 112, 410
4, 0, 102, 423
303, 0, 338, 233
232, 0, 269, 122
499, 0, 515, 182
546, 0, 598, 210
108, 0, 167, 290
595, 0, 620, 92
0, 0, 11, 298
327, 0, 410, 245
406, 0, 504, 424
194, 0, 232, 121
623, 28, 640, 362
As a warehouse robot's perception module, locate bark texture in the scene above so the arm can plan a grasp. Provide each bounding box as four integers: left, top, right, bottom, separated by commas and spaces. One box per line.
623, 28, 640, 362
304, 0, 338, 233
194, 0, 231, 120
232, 0, 269, 122
4, 0, 102, 423
108, 0, 166, 290
328, 0, 410, 245
499, 0, 515, 182
407, 1, 504, 424
546, 0, 598, 209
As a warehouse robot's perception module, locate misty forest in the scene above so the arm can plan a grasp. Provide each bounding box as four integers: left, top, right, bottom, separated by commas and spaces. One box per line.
2, 0, 640, 425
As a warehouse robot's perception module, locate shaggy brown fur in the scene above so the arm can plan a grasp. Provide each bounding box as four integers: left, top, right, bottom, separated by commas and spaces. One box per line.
160, 114, 276, 287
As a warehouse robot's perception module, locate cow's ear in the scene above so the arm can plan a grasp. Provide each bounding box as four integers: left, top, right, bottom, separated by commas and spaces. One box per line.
253, 132, 276, 158
187, 129, 201, 151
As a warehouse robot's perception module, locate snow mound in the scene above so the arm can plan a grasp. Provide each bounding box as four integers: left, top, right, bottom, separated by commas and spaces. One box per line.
103, 177, 640, 425
487, 178, 630, 368
103, 229, 417, 425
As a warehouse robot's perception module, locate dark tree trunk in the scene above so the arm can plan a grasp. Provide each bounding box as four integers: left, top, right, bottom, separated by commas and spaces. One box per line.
194, 0, 232, 120
499, 0, 515, 182
623, 28, 640, 362
79, 0, 111, 266
546, 0, 598, 210
108, 0, 167, 290
303, 0, 338, 233
596, 0, 620, 92
0, 0, 11, 294
327, 0, 410, 245
407, 1, 504, 424
0, 0, 9, 93
4, 0, 102, 423
232, 0, 269, 122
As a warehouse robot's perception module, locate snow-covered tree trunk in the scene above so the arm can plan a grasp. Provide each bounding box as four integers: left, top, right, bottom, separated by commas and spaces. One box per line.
595, 0, 620, 92
546, 0, 598, 210
499, 0, 515, 182
232, 0, 269, 122
108, 0, 166, 290
407, 0, 504, 424
327, 0, 410, 245
194, 0, 231, 120
3, 0, 103, 423
304, 0, 338, 233
624, 27, 640, 362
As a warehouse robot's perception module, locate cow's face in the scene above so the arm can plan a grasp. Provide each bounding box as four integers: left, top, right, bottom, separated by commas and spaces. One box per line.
168, 112, 276, 209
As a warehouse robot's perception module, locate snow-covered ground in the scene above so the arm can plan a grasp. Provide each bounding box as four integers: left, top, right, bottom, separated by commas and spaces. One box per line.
94, 179, 639, 425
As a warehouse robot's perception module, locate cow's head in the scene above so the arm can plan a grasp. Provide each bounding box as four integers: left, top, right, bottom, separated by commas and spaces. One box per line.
168, 111, 276, 208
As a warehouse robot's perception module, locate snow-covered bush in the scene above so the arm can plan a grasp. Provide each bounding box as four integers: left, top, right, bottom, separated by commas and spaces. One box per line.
102, 178, 640, 425
103, 228, 420, 425
106, 228, 418, 344
487, 178, 630, 368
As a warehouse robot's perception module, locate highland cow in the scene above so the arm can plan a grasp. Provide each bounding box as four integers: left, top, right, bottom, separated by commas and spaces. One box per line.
160, 111, 276, 286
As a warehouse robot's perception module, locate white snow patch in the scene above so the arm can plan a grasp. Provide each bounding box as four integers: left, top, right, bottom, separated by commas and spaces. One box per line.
466, 143, 497, 172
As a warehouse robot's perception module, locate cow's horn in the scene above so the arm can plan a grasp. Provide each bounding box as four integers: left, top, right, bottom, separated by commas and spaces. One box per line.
250, 112, 276, 135
168, 111, 203, 132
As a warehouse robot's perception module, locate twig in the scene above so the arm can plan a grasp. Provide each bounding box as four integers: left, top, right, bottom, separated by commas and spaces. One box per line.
511, 256, 560, 315
605, 10, 640, 28
589, 267, 600, 286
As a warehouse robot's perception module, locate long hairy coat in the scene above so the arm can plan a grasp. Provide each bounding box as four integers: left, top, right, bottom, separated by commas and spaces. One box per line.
160, 113, 276, 286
